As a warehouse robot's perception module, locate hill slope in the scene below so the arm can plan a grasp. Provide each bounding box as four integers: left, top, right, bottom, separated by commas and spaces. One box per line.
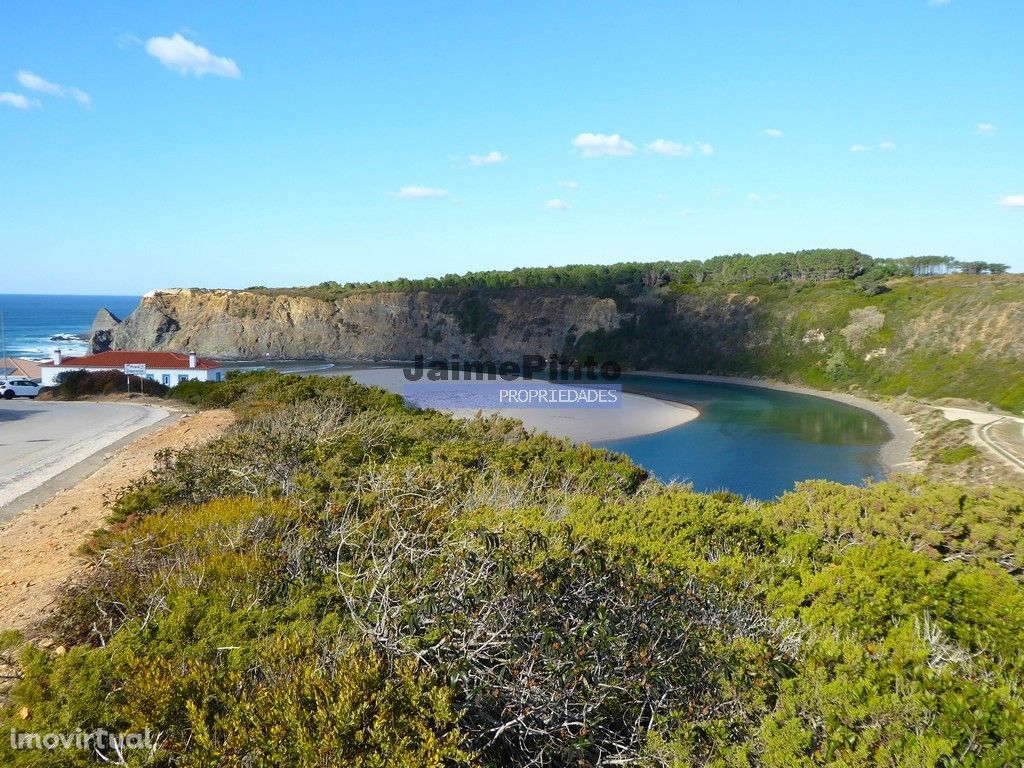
4, 372, 1024, 765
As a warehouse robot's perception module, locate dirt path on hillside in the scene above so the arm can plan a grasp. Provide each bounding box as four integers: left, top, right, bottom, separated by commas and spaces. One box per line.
931, 405, 1024, 476
0, 408, 234, 634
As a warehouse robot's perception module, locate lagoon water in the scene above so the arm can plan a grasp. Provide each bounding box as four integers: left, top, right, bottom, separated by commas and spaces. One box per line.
598, 374, 891, 499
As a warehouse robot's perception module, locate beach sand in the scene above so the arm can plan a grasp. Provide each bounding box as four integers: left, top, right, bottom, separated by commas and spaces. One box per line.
332, 367, 699, 443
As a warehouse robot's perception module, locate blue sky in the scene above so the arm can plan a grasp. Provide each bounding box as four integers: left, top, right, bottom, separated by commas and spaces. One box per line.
1, 1, 1021, 294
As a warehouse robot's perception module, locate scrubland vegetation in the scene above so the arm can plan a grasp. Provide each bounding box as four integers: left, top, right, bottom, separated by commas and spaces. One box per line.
3, 371, 1023, 766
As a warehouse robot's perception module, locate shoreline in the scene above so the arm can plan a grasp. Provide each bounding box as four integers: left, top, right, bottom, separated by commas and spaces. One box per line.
323, 367, 700, 443
628, 371, 918, 474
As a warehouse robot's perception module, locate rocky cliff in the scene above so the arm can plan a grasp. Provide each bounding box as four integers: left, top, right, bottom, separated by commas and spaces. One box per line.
106, 288, 625, 361
89, 308, 122, 353
102, 275, 1024, 411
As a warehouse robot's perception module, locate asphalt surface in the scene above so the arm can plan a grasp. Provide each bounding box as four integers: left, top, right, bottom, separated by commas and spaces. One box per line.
0, 399, 169, 515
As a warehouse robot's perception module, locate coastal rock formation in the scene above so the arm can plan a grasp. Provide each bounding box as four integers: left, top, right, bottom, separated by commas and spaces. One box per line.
110, 289, 625, 361
105, 274, 1024, 410
89, 308, 122, 353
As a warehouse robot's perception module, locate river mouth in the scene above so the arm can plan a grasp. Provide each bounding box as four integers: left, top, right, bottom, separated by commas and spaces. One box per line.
596, 374, 892, 499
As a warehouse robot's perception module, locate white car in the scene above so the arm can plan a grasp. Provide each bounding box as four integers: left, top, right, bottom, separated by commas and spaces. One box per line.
0, 379, 41, 399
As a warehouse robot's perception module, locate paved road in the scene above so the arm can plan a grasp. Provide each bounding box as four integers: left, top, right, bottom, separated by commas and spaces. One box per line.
0, 400, 169, 512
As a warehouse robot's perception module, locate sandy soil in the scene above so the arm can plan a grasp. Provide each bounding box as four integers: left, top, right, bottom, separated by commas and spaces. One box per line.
0, 408, 234, 633
337, 367, 699, 442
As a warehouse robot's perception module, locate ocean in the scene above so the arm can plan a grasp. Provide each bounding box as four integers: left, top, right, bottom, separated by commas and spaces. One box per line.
0, 295, 141, 360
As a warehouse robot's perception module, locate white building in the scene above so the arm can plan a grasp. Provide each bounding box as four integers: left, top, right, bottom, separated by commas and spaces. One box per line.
40, 350, 226, 388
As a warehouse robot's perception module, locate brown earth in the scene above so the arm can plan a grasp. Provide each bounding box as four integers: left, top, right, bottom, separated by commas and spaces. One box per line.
0, 408, 234, 634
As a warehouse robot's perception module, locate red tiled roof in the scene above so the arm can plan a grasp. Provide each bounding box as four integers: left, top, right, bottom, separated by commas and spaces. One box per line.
40, 351, 222, 370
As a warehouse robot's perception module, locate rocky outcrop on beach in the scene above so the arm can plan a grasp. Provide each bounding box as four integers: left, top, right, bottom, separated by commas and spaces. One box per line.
89, 308, 122, 353
107, 288, 624, 361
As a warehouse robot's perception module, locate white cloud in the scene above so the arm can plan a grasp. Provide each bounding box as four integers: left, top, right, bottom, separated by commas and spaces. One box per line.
117, 33, 143, 49
558, 180, 579, 189
469, 150, 507, 166
17, 71, 61, 96
762, 128, 784, 138
145, 33, 241, 78
395, 186, 448, 200
645, 138, 692, 157
749, 193, 763, 203
16, 70, 91, 106
0, 92, 39, 109
878, 140, 895, 150
679, 208, 696, 217
696, 141, 715, 156
849, 144, 870, 153
572, 132, 636, 158
976, 122, 997, 136
545, 198, 570, 210
1001, 195, 1024, 209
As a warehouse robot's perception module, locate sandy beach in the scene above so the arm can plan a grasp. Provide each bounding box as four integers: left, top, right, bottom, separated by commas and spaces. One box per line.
333, 367, 699, 443
629, 371, 918, 472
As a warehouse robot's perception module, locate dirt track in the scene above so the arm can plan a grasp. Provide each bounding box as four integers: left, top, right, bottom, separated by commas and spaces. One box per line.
0, 408, 234, 633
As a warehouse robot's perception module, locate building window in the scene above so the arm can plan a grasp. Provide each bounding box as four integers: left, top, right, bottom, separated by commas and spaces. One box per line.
162, 374, 170, 386
178, 374, 189, 384
215, 372, 223, 382
146, 374, 155, 380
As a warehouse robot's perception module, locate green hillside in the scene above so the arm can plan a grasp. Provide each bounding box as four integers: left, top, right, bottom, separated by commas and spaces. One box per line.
4, 372, 1023, 766
572, 272, 1024, 412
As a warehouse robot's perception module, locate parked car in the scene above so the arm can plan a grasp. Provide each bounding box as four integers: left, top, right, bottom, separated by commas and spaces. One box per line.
0, 379, 41, 399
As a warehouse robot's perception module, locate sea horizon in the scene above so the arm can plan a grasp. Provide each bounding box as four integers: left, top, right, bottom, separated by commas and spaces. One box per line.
0, 294, 141, 360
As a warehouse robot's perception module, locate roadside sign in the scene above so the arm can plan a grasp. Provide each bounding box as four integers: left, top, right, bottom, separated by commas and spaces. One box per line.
124, 364, 147, 375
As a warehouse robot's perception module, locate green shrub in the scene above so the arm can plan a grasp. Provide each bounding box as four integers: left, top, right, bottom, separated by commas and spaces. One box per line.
6, 373, 1024, 766
47, 370, 169, 399
937, 444, 981, 464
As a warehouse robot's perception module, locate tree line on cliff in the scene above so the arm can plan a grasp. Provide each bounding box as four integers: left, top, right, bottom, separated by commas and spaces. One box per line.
248, 249, 1009, 301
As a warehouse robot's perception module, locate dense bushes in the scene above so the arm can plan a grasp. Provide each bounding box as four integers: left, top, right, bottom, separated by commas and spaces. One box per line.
3, 372, 1024, 766
47, 369, 169, 399
254, 250, 1010, 303
253, 249, 878, 301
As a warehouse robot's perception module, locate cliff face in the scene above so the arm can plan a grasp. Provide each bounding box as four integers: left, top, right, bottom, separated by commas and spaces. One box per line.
104, 275, 1024, 411
109, 289, 625, 361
